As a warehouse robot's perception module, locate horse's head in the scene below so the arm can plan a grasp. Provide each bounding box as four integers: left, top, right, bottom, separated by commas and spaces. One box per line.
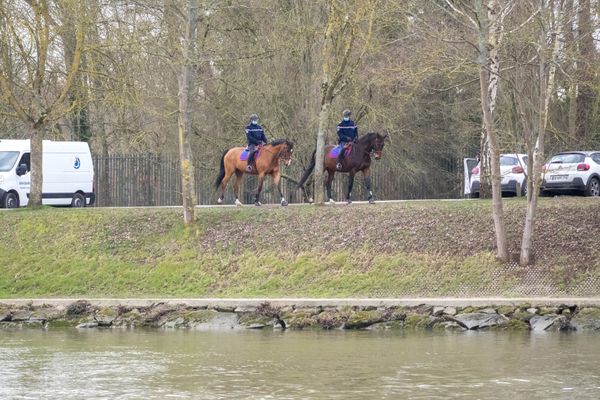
367, 132, 387, 160
270, 139, 294, 166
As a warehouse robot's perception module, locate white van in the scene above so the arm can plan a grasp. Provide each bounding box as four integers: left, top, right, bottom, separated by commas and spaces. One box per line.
0, 139, 95, 208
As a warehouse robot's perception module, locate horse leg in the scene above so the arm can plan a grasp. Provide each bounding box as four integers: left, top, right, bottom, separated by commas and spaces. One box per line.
326, 170, 335, 204
273, 170, 288, 206
217, 166, 235, 204
346, 172, 355, 204
233, 170, 243, 206
363, 167, 375, 204
255, 173, 265, 206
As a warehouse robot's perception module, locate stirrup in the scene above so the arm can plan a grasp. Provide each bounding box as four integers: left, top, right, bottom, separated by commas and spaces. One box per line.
246, 165, 253, 172
336, 163, 342, 171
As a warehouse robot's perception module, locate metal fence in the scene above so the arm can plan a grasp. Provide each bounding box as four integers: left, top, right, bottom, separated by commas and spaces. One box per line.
92, 153, 466, 207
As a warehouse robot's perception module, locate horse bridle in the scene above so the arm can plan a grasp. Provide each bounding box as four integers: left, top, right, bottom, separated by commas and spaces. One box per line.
262, 143, 293, 166
362, 140, 383, 159
278, 146, 293, 166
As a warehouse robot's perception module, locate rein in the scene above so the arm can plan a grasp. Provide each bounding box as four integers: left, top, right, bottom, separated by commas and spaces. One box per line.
351, 139, 375, 156
261, 144, 291, 160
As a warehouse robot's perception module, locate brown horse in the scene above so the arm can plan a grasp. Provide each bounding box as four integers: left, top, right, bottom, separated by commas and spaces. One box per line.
214, 139, 294, 206
297, 132, 387, 204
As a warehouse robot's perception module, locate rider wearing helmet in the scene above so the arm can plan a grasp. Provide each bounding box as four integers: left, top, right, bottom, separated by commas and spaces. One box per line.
245, 113, 267, 172
336, 109, 358, 170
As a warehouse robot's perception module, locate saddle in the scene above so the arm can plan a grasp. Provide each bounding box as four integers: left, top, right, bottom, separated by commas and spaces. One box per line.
327, 143, 352, 159
240, 145, 263, 161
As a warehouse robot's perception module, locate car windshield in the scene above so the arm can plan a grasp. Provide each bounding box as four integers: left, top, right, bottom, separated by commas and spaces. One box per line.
500, 156, 518, 166
550, 153, 585, 164
0, 151, 19, 172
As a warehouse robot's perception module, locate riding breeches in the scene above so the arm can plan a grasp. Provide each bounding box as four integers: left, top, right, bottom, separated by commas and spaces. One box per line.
337, 141, 348, 162
247, 144, 257, 165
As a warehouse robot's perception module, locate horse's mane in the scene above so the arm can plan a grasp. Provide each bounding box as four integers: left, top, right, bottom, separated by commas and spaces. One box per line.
269, 139, 294, 148
357, 132, 380, 143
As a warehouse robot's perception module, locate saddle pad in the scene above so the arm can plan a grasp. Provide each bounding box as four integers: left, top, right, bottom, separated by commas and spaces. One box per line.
240, 147, 262, 161
327, 145, 350, 159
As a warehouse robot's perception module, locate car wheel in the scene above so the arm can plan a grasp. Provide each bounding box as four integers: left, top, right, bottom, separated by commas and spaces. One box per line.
584, 177, 600, 197
3, 192, 19, 208
521, 181, 527, 197
71, 192, 86, 207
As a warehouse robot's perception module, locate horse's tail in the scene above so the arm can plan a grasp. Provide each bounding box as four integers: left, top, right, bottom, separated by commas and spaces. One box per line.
296, 149, 316, 189
214, 150, 228, 189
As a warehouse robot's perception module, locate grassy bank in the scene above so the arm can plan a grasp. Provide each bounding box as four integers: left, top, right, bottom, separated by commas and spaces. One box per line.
1, 198, 599, 298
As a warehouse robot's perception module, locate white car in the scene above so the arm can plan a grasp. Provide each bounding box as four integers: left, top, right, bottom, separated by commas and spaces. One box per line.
541, 151, 600, 197
467, 154, 528, 198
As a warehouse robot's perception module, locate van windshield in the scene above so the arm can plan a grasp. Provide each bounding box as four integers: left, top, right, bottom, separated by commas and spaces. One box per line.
0, 151, 19, 172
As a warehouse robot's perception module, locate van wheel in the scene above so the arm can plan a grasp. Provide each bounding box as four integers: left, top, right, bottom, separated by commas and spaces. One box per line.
71, 193, 86, 207
3, 192, 19, 208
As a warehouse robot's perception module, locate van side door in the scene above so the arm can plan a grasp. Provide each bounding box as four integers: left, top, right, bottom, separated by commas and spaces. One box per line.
463, 157, 478, 197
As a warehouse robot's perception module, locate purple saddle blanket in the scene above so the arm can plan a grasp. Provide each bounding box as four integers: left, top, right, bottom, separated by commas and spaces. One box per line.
240, 147, 262, 161
327, 145, 350, 159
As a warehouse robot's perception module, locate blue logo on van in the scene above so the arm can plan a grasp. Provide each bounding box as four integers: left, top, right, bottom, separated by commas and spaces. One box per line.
74, 157, 81, 169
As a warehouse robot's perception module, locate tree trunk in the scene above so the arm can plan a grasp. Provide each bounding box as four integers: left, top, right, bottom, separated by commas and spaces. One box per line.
313, 3, 335, 206
99, 124, 111, 207
178, 0, 198, 225
313, 100, 331, 204
28, 125, 45, 207
479, 67, 508, 261
575, 0, 596, 143
478, 125, 492, 198
564, 0, 577, 144
476, 0, 508, 261
520, 48, 546, 266
520, 0, 562, 266
480, 25, 501, 200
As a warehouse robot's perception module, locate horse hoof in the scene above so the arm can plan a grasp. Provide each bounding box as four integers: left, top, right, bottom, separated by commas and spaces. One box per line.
328, 198, 335, 204
281, 200, 288, 207
255, 201, 262, 207
235, 199, 243, 207
217, 197, 223, 204
368, 198, 375, 204
346, 199, 352, 204
308, 197, 314, 204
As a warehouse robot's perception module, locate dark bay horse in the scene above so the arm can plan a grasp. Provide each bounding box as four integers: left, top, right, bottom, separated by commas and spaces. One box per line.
297, 132, 387, 204
214, 139, 294, 206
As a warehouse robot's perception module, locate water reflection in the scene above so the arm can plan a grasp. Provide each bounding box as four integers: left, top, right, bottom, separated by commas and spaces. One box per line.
1, 329, 599, 399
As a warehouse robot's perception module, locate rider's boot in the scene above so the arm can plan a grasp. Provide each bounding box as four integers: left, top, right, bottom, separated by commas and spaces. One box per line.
336, 156, 343, 171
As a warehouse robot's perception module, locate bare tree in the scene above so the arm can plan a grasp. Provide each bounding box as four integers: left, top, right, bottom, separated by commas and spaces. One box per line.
441, 0, 514, 260
177, 0, 200, 225
313, 0, 377, 205
515, 0, 564, 265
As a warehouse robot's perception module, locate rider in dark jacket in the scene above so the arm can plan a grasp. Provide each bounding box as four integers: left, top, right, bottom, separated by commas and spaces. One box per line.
245, 114, 267, 172
336, 109, 358, 170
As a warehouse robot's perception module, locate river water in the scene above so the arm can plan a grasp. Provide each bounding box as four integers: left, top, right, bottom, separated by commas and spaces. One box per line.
1, 328, 599, 399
